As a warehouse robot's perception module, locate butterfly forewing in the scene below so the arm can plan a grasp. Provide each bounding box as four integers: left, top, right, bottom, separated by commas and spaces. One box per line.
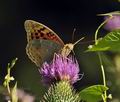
24, 20, 64, 44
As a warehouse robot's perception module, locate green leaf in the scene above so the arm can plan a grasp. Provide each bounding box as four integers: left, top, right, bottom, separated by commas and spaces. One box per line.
79, 85, 108, 102
87, 29, 120, 52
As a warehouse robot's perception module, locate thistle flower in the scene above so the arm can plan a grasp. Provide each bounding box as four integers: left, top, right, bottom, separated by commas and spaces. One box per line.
39, 54, 81, 86
104, 14, 120, 31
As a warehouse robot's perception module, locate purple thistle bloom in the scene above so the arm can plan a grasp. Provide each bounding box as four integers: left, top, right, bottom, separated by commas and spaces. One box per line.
104, 15, 120, 31
39, 54, 80, 86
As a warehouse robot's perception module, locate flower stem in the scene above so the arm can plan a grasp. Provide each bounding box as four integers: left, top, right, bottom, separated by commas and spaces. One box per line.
98, 52, 107, 102
7, 68, 11, 94
94, 15, 113, 102
95, 15, 113, 45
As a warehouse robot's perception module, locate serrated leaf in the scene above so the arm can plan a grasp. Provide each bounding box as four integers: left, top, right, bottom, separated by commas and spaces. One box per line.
87, 29, 120, 52
79, 85, 108, 102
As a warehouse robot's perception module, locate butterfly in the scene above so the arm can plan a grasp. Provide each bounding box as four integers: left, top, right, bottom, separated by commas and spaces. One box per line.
24, 20, 84, 67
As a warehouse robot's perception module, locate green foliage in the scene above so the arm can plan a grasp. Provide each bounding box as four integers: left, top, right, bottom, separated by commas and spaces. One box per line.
11, 83, 18, 102
41, 81, 80, 102
3, 58, 18, 92
79, 85, 108, 102
3, 58, 18, 102
87, 29, 120, 52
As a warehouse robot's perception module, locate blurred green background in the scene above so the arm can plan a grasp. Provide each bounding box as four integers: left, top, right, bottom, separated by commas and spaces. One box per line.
0, 0, 120, 101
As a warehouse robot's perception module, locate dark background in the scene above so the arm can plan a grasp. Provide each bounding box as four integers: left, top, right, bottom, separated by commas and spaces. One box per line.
0, 0, 120, 101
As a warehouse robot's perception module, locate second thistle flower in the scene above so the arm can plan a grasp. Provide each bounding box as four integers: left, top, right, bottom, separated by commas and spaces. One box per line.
104, 14, 120, 31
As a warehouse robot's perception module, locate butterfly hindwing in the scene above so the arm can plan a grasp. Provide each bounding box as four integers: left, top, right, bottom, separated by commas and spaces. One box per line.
26, 39, 63, 67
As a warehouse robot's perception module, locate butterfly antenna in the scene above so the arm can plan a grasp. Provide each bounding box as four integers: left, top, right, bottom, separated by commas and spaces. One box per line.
73, 37, 85, 46
72, 50, 75, 56
72, 36, 84, 56
72, 28, 76, 43
80, 40, 95, 44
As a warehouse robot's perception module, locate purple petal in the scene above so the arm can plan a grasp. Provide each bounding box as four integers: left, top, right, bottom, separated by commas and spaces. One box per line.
39, 54, 81, 86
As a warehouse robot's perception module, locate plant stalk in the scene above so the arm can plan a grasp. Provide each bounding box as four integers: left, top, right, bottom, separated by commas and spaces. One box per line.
98, 52, 107, 102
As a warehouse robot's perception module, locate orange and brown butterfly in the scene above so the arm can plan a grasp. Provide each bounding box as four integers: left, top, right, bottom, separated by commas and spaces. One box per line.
24, 20, 84, 67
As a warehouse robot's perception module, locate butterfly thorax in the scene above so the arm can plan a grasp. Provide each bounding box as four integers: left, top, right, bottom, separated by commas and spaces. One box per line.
61, 43, 74, 57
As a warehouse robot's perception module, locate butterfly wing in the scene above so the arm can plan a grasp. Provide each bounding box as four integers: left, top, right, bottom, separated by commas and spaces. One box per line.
24, 20, 64, 67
